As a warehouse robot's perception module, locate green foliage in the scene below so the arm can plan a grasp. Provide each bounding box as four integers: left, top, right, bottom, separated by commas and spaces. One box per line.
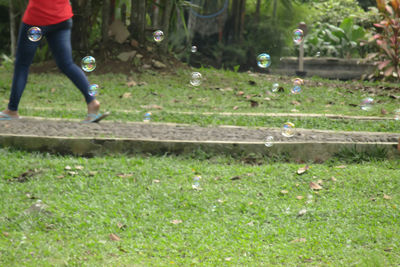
304, 17, 367, 58
366, 0, 400, 80
309, 0, 366, 26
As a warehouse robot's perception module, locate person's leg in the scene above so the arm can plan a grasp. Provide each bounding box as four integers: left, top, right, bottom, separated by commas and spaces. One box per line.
45, 19, 100, 117
1, 23, 41, 118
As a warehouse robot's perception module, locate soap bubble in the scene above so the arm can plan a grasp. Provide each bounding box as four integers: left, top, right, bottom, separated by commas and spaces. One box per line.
264, 136, 274, 147
143, 112, 152, 122
27, 27, 42, 42
257, 53, 271, 68
291, 78, 303, 94
395, 109, 400, 120
81, 56, 96, 72
293, 78, 304, 86
360, 97, 374, 111
88, 84, 99, 96
282, 122, 295, 137
190, 72, 202, 86
191, 46, 198, 53
271, 83, 279, 93
153, 30, 164, 42
293, 29, 304, 45
192, 175, 201, 189
291, 85, 302, 94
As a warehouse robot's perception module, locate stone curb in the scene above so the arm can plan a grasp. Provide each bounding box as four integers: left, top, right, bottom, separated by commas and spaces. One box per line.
0, 134, 398, 162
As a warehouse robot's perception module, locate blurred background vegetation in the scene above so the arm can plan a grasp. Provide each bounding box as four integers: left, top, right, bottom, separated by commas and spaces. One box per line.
0, 0, 390, 72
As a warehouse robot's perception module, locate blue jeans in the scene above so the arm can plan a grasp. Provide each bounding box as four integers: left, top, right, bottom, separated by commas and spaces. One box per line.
8, 19, 95, 111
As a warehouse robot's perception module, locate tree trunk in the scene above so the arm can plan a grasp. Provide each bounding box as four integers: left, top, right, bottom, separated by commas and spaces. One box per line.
272, 0, 278, 22
231, 0, 246, 43
161, 0, 173, 52
153, 0, 160, 28
255, 0, 261, 25
130, 0, 146, 44
102, 0, 111, 43
9, 0, 16, 57
71, 0, 91, 55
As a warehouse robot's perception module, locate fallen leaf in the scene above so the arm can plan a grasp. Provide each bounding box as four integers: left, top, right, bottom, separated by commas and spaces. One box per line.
88, 171, 98, 176
291, 238, 306, 243
64, 166, 72, 170
126, 80, 137, 87
384, 247, 393, 252
170, 219, 183, 225
297, 165, 309, 175
331, 176, 337, 182
236, 91, 244, 96
296, 196, 304, 200
280, 190, 289, 194
121, 92, 132, 99
264, 97, 271, 101
3, 232, 9, 237
230, 176, 241, 181
291, 109, 299, 112
317, 179, 323, 185
297, 209, 307, 216
309, 182, 322, 190
117, 223, 127, 230
291, 100, 301, 106
381, 108, 388, 115
250, 100, 259, 107
153, 179, 160, 183
370, 197, 376, 201
389, 94, 400, 99
248, 201, 253, 205
117, 173, 134, 178
56, 175, 65, 179
225, 257, 232, 261
383, 194, 392, 200
51, 88, 56, 93
67, 171, 77, 176
138, 81, 148, 86
109, 233, 120, 241
151, 104, 163, 110
75, 165, 84, 170
12, 169, 41, 183
233, 106, 239, 110
217, 199, 224, 203
335, 165, 347, 169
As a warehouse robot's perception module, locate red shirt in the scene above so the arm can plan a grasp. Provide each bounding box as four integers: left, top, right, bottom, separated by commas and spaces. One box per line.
22, 0, 73, 26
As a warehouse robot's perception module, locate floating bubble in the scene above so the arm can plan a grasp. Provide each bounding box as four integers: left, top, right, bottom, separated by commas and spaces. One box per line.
81, 56, 96, 72
291, 85, 302, 94
282, 122, 296, 137
88, 84, 99, 97
360, 97, 374, 111
291, 78, 303, 94
293, 78, 304, 86
264, 136, 274, 147
153, 30, 164, 43
27, 27, 42, 42
257, 53, 271, 68
191, 46, 198, 53
143, 112, 152, 122
192, 175, 201, 189
395, 109, 400, 120
271, 83, 279, 93
190, 72, 202, 86
293, 29, 304, 45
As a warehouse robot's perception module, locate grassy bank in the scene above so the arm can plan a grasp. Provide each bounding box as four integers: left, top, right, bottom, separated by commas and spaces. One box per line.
0, 149, 399, 266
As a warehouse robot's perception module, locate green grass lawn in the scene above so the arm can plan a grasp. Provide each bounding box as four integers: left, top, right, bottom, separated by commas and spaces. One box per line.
1, 148, 399, 266
0, 67, 399, 132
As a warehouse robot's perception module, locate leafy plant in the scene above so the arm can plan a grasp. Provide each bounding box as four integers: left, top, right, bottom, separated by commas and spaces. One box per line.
304, 18, 366, 58
366, 0, 400, 80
